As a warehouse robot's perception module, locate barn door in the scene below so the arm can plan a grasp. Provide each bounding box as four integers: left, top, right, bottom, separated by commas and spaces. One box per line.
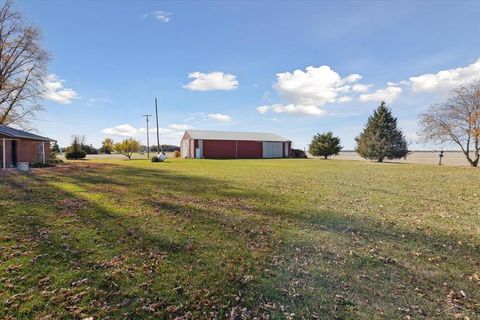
263, 142, 282, 158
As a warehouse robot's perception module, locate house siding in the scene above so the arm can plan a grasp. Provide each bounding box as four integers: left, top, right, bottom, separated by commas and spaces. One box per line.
0, 134, 50, 168
17, 140, 50, 163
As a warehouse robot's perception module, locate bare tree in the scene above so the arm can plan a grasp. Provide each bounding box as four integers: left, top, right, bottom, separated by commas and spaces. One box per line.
0, 0, 49, 129
419, 81, 480, 167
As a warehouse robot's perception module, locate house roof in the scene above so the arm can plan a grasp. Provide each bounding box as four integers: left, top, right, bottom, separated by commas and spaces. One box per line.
0, 125, 55, 142
184, 130, 290, 142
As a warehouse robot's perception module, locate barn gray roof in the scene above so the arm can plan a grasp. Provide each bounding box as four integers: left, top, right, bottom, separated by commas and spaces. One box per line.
185, 130, 290, 142
0, 125, 54, 142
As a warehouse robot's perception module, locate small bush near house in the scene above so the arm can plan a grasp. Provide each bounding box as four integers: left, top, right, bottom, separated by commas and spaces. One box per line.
30, 159, 64, 168
65, 150, 87, 160
174, 150, 181, 158
151, 156, 160, 162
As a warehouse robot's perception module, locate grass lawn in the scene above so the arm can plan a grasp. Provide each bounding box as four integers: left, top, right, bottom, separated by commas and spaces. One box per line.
0, 158, 479, 319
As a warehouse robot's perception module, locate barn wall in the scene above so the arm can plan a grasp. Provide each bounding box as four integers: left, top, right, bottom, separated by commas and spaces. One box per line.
237, 141, 262, 158
203, 140, 236, 159
198, 139, 289, 159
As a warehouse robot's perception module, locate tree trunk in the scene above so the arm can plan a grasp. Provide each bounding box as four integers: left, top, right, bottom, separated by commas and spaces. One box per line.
473, 156, 479, 167
463, 151, 477, 167
377, 157, 384, 162
324, 155, 328, 159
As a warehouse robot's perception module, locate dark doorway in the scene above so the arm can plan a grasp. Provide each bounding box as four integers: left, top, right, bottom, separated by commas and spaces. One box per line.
11, 141, 17, 166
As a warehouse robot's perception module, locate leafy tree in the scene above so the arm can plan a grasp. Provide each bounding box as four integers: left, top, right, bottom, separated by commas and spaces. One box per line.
65, 135, 86, 160
309, 132, 343, 159
114, 138, 140, 160
100, 138, 114, 154
355, 102, 408, 162
0, 0, 50, 129
419, 80, 480, 167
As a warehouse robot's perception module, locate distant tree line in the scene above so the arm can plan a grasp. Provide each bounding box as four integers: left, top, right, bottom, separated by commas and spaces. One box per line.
148, 145, 180, 152
61, 136, 180, 160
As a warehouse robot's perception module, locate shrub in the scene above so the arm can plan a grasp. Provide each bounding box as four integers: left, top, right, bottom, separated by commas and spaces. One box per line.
291, 149, 307, 158
65, 150, 87, 160
151, 156, 161, 162
29, 159, 64, 168
29, 161, 51, 168
174, 150, 181, 158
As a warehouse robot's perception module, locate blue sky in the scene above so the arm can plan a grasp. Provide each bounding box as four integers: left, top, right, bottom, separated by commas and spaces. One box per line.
16, 0, 480, 149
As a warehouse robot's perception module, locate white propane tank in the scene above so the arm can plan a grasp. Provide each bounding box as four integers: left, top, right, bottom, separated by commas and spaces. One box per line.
157, 153, 166, 162
17, 162, 30, 172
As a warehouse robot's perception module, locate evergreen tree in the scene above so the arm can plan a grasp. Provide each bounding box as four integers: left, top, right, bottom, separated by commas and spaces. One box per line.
309, 131, 343, 159
65, 135, 87, 160
355, 102, 408, 162
51, 142, 61, 154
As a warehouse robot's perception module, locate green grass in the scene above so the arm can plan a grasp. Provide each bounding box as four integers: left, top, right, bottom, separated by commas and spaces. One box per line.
0, 158, 479, 319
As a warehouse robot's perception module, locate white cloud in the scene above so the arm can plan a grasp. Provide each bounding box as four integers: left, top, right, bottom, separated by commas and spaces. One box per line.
258, 65, 366, 116
409, 59, 480, 94
352, 83, 371, 93
183, 72, 239, 91
43, 74, 79, 104
101, 124, 144, 137
256, 105, 270, 114
359, 86, 402, 103
273, 65, 361, 106
257, 104, 326, 116
337, 96, 353, 103
207, 113, 231, 122
144, 10, 172, 22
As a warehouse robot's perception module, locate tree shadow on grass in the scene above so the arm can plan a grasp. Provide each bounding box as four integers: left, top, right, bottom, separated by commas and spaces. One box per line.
0, 163, 478, 319
0, 167, 277, 319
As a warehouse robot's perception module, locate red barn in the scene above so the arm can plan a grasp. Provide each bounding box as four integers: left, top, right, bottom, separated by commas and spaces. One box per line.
0, 125, 54, 169
181, 130, 291, 159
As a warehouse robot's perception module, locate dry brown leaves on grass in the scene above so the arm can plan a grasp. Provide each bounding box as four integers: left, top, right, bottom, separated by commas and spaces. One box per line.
55, 198, 88, 216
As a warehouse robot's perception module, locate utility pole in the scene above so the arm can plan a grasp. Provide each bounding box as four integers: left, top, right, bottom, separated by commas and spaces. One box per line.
142, 114, 152, 158
155, 98, 162, 154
